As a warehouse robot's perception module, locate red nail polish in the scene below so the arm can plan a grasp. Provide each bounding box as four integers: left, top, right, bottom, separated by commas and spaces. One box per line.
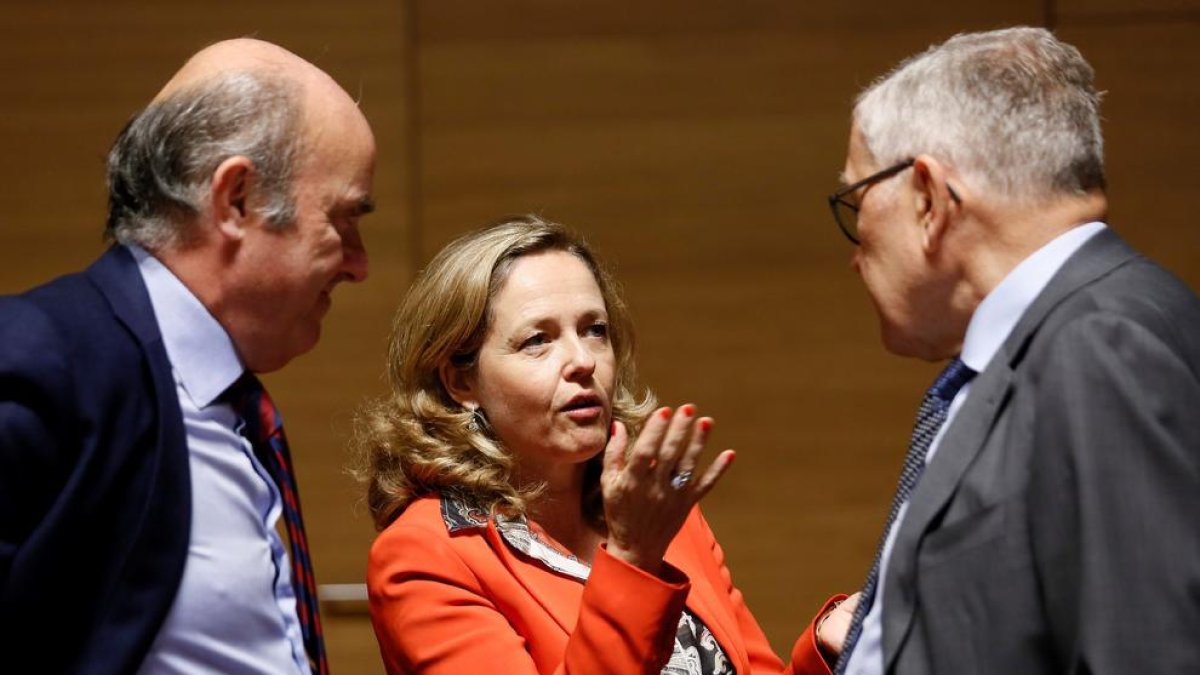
681, 404, 696, 417
699, 418, 713, 432
659, 407, 672, 420
610, 421, 617, 435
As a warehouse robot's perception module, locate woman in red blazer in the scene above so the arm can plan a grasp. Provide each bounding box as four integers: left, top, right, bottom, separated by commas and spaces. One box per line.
357, 215, 853, 674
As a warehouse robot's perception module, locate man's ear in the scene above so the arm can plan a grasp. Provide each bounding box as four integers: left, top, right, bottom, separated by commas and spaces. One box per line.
911, 154, 959, 255
209, 155, 256, 241
438, 359, 476, 408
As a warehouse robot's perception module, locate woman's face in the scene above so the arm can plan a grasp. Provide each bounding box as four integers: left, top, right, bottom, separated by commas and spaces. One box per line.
465, 250, 616, 481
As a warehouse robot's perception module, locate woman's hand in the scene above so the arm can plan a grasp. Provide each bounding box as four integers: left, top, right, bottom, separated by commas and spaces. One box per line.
601, 404, 735, 575
816, 592, 861, 656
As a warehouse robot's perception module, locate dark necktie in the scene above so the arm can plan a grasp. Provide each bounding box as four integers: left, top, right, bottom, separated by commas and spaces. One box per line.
229, 374, 329, 675
835, 357, 976, 673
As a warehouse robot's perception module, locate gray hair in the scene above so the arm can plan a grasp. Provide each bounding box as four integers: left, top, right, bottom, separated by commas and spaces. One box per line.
104, 71, 303, 249
854, 26, 1105, 201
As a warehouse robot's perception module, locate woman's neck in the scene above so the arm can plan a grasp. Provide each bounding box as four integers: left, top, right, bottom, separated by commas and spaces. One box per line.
519, 461, 605, 563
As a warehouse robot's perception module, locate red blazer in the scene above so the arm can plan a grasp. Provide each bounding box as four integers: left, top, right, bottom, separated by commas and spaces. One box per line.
368, 495, 836, 674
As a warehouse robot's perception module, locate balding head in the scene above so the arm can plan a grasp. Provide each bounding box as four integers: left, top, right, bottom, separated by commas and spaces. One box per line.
104, 38, 368, 250
155, 38, 344, 107
105, 38, 377, 372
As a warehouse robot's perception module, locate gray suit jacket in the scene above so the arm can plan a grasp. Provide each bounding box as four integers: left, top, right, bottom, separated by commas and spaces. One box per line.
881, 229, 1200, 674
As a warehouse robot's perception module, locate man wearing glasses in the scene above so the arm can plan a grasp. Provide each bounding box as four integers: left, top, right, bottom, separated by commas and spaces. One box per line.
825, 26, 1200, 675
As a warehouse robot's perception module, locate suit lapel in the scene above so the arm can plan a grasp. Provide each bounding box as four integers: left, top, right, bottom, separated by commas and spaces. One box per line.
86, 245, 187, 485
664, 540, 748, 670
998, 228, 1137, 368
87, 245, 167, 348
82, 245, 193, 642
491, 517, 749, 664
881, 360, 1014, 670
880, 228, 1138, 671
484, 521, 584, 635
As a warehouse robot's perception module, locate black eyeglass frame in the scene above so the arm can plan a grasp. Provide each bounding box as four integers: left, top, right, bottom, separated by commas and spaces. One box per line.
827, 158, 916, 245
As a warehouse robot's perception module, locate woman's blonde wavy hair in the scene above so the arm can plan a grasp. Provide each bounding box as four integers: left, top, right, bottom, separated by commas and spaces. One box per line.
354, 215, 656, 530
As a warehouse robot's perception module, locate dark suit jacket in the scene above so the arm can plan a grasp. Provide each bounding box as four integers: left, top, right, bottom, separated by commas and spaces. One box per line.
0, 246, 190, 674
880, 229, 1200, 674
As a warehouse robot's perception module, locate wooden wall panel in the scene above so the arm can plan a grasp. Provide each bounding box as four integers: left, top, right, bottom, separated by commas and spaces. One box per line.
2, 0, 1197, 672
1058, 21, 1200, 288
1058, 0, 1200, 18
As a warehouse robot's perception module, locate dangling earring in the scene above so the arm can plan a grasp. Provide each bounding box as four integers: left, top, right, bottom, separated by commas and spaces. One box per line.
465, 403, 484, 433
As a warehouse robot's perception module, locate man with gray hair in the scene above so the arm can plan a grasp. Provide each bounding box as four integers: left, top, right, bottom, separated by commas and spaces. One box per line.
0, 39, 376, 674
823, 26, 1200, 674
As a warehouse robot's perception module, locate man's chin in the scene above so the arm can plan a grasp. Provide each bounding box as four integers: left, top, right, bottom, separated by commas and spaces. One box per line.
880, 322, 957, 362
254, 327, 321, 373
880, 321, 923, 359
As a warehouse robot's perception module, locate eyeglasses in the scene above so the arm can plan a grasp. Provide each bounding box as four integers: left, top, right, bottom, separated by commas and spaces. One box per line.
827, 158, 915, 245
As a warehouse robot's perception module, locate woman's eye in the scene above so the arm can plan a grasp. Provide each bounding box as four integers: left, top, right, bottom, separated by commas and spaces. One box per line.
585, 322, 609, 339
520, 334, 549, 350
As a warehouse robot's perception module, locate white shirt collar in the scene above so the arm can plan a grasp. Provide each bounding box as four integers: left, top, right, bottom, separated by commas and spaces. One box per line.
128, 244, 244, 408
960, 221, 1107, 374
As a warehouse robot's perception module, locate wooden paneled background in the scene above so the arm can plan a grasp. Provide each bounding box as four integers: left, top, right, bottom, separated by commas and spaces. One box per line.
2, 1, 1196, 672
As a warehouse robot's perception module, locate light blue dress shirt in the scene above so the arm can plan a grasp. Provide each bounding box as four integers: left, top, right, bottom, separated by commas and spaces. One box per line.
843, 222, 1106, 675
129, 245, 308, 675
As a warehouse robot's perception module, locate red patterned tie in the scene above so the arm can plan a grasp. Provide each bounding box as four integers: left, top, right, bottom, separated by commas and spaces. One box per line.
230, 374, 329, 675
